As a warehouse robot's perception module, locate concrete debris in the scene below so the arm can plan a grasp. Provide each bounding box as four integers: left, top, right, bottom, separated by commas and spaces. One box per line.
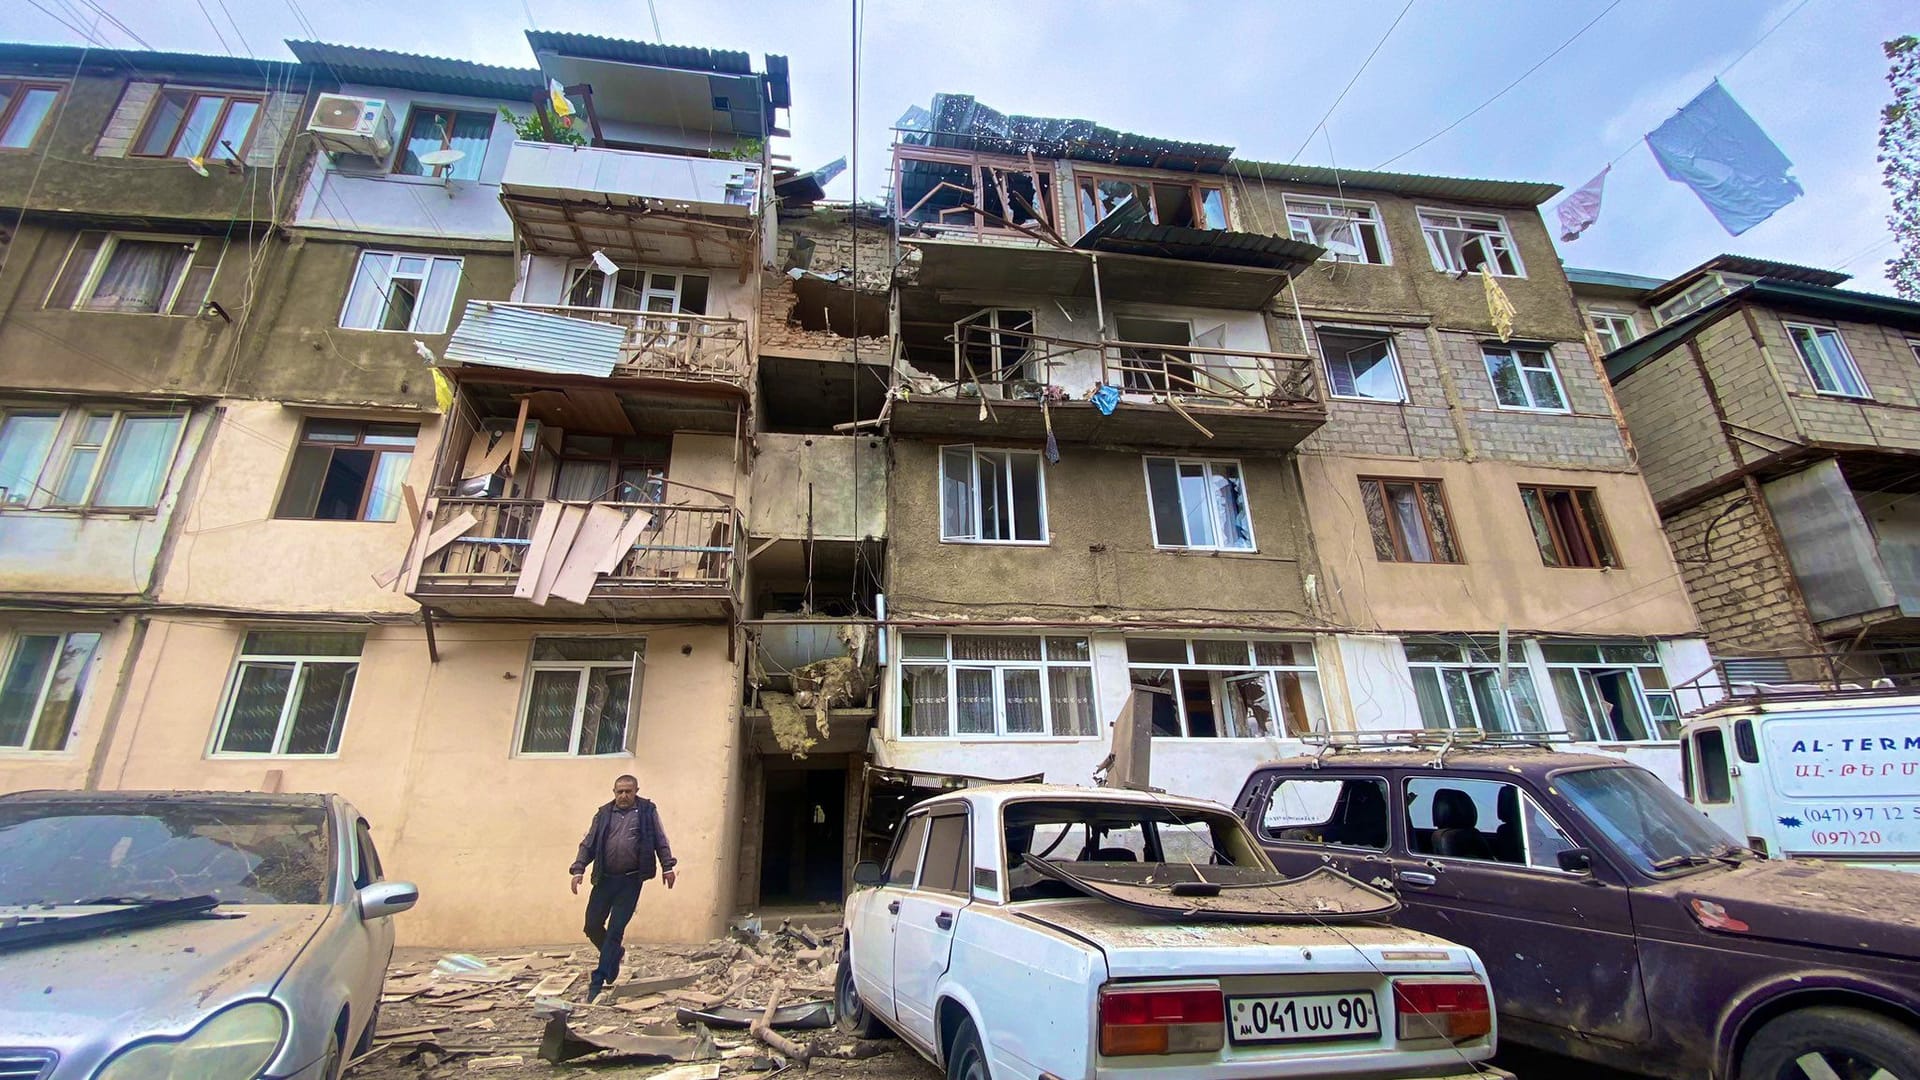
674, 1001, 833, 1031
538, 1011, 718, 1064
465, 1055, 524, 1070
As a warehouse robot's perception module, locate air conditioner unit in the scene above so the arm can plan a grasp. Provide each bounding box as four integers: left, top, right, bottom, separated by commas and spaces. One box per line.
308, 94, 394, 158
483, 418, 543, 454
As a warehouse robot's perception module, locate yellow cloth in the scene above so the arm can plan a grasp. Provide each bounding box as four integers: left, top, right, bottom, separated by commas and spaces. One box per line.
431, 368, 456, 413
548, 79, 575, 118
1481, 266, 1516, 343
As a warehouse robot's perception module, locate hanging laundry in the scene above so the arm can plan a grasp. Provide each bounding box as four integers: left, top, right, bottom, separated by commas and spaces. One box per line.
1556, 166, 1608, 241
548, 79, 576, 118
1645, 80, 1802, 236
1481, 267, 1516, 343
1041, 400, 1060, 464
1091, 383, 1121, 416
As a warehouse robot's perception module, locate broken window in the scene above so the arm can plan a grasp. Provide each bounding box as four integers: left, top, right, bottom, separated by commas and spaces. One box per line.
340, 251, 463, 333
275, 418, 417, 522
895, 148, 1056, 235
47, 231, 221, 316
1317, 328, 1405, 402
1418, 209, 1522, 276
563, 263, 709, 315
1259, 777, 1389, 849
1519, 485, 1617, 568
518, 638, 645, 756
1126, 638, 1324, 739
1359, 477, 1460, 563
0, 630, 101, 752
940, 446, 1047, 543
957, 309, 1037, 383
1542, 640, 1678, 742
1076, 173, 1227, 232
1284, 196, 1389, 264
1113, 317, 1195, 394
1404, 637, 1545, 733
1785, 323, 1869, 398
551, 434, 669, 503
1144, 457, 1253, 551
1483, 345, 1568, 411
393, 106, 491, 181
898, 633, 1094, 739
213, 631, 363, 756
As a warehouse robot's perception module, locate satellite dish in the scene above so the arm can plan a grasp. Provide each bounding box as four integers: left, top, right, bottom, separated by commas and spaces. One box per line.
419, 148, 466, 170
186, 156, 210, 178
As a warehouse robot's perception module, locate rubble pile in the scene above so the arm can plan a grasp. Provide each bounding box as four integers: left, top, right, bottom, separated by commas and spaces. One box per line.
349, 920, 902, 1079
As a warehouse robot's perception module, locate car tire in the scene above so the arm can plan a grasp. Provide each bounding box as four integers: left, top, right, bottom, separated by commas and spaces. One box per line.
835, 951, 889, 1039
353, 1002, 380, 1057
946, 1016, 990, 1080
319, 1028, 343, 1080
1739, 1006, 1920, 1080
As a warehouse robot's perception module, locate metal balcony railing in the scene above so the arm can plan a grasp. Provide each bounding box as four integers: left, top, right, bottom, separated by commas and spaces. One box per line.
945, 323, 1319, 409
414, 497, 740, 596
500, 304, 751, 386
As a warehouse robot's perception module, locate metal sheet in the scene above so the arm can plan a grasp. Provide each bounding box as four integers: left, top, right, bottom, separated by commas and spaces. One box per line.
500, 141, 760, 217
443, 301, 627, 378
1763, 459, 1896, 622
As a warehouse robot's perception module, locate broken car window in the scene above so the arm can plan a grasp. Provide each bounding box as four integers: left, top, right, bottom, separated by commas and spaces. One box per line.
1002, 798, 1266, 901
1261, 777, 1389, 850
1404, 777, 1575, 870
0, 800, 333, 905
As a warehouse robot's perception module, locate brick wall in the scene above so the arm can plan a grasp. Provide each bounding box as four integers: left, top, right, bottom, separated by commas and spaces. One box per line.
94, 82, 158, 158
1664, 488, 1813, 656
1611, 347, 1737, 504
760, 208, 890, 358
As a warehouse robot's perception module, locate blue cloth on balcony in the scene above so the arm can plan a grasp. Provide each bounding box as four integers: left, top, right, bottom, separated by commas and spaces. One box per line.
1645, 80, 1802, 236
1091, 383, 1121, 415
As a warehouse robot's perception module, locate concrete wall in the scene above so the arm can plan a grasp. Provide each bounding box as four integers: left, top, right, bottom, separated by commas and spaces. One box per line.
0, 615, 139, 790
1610, 338, 1737, 506
886, 440, 1316, 623
749, 433, 885, 541
1298, 454, 1698, 637
1662, 487, 1815, 658
1745, 306, 1920, 452
290, 85, 518, 242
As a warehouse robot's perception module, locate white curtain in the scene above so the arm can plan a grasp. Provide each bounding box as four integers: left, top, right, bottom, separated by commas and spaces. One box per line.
89, 242, 187, 313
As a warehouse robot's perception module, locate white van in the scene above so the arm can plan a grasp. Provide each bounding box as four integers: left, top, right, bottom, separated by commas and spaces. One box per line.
1679, 693, 1920, 872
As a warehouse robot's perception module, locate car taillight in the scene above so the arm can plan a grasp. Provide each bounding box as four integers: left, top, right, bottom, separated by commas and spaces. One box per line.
1098, 986, 1225, 1056
1392, 979, 1491, 1043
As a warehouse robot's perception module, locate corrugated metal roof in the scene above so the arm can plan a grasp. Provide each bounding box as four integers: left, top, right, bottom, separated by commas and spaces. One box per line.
1643, 253, 1851, 304
1072, 198, 1323, 274
1565, 267, 1667, 293
1230, 159, 1562, 207
444, 301, 627, 379
524, 32, 754, 76
0, 43, 304, 83
286, 41, 541, 100
900, 93, 1235, 173
1606, 280, 1920, 382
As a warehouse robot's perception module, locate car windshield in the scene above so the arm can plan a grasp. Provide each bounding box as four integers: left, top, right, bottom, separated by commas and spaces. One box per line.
1554, 767, 1740, 875
0, 800, 333, 906
1003, 798, 1270, 896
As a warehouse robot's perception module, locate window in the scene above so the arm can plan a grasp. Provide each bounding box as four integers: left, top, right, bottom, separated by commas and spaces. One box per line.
48, 232, 220, 316
133, 88, 261, 160
393, 107, 492, 181
1127, 638, 1326, 739
517, 638, 645, 756
939, 446, 1046, 543
1519, 485, 1617, 568
1113, 316, 1197, 394
1144, 457, 1253, 551
212, 631, 362, 756
1259, 776, 1389, 849
1482, 345, 1568, 412
886, 813, 929, 885
1652, 272, 1754, 325
274, 419, 417, 522
1404, 776, 1575, 869
340, 251, 463, 334
1317, 328, 1406, 402
550, 434, 668, 503
1076, 173, 1227, 231
1684, 731, 1733, 802
0, 80, 62, 150
1543, 640, 1679, 742
1404, 637, 1545, 733
919, 813, 971, 894
0, 404, 185, 510
899, 634, 1095, 739
1359, 477, 1460, 563
353, 818, 384, 888
1589, 311, 1638, 353
1418, 209, 1522, 276
563, 263, 709, 315
1785, 323, 1869, 398
894, 149, 1058, 235
1284, 196, 1388, 264
0, 631, 101, 751
958, 308, 1037, 382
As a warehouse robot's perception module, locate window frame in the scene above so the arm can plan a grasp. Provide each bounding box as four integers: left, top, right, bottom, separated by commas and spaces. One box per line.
1416, 207, 1525, 277
1404, 637, 1544, 734
1075, 171, 1229, 234
338, 250, 464, 334
0, 629, 102, 753
209, 631, 364, 759
1317, 328, 1408, 403
391, 105, 494, 180
1282, 195, 1391, 265
1401, 775, 1581, 874
1482, 344, 1570, 413
1519, 484, 1619, 569
1541, 640, 1678, 743
896, 633, 1096, 741
513, 638, 645, 758
56, 232, 208, 316
1589, 310, 1638, 354
938, 444, 1049, 545
1358, 476, 1461, 564
915, 809, 974, 896
272, 418, 418, 523
1783, 322, 1871, 399
1256, 774, 1393, 851
130, 87, 263, 161
0, 80, 65, 152
561, 261, 709, 315
1142, 456, 1256, 552
1125, 637, 1326, 740
0, 403, 187, 511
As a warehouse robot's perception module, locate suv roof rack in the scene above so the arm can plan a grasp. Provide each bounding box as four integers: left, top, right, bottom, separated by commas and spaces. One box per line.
1298, 728, 1575, 769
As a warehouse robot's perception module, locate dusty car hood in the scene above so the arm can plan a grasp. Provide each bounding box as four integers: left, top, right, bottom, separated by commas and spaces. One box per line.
1017, 898, 1477, 979
0, 904, 328, 1047
1650, 859, 1920, 959
1023, 859, 1400, 923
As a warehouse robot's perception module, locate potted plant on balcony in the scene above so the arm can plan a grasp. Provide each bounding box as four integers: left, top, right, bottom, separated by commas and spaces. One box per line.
499, 107, 587, 146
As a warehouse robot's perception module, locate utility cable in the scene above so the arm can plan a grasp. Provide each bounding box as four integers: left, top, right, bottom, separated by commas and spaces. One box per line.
1287, 0, 1417, 164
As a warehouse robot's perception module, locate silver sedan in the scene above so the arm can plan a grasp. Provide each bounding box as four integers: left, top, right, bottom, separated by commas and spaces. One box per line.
0, 790, 417, 1080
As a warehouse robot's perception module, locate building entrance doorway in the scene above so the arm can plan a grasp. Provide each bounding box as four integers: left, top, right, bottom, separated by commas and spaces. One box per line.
758, 762, 847, 906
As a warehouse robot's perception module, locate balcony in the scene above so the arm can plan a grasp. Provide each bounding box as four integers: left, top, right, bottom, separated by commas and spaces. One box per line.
892, 324, 1326, 452
405, 496, 741, 620
499, 141, 762, 269
445, 301, 749, 393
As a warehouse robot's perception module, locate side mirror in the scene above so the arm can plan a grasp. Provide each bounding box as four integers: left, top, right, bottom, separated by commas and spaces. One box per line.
1556, 848, 1594, 875
360, 881, 419, 919
851, 861, 885, 888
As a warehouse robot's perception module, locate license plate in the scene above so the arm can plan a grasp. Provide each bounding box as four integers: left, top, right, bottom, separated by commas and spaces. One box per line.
1227, 991, 1379, 1044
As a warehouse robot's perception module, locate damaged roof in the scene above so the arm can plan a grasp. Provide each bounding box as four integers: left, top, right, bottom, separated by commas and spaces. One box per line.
899, 93, 1235, 173
286, 41, 541, 99
1231, 159, 1562, 207
1073, 199, 1324, 274
1606, 279, 1920, 382
524, 31, 758, 75
1644, 253, 1852, 304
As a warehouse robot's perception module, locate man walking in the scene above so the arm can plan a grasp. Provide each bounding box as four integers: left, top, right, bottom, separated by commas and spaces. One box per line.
570, 774, 677, 1001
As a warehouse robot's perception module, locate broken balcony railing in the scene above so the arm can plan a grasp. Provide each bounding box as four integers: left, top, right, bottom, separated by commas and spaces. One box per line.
414, 498, 740, 594
941, 323, 1318, 409
498, 304, 750, 387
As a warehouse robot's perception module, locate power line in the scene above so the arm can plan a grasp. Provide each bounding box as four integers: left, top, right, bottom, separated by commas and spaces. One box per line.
647, 0, 664, 43
67, 0, 153, 50
1286, 0, 1417, 164
190, 0, 235, 56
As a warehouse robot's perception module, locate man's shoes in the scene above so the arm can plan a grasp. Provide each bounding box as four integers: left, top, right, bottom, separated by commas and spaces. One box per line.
586, 977, 604, 1003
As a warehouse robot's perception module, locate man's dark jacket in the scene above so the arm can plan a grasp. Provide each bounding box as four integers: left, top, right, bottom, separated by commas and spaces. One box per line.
570, 798, 677, 884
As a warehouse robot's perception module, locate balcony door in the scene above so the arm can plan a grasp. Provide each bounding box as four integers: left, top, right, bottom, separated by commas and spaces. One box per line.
1114, 317, 1194, 394
550, 434, 668, 504
563, 263, 709, 315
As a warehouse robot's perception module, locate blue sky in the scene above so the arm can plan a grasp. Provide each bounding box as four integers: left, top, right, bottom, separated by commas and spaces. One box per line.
7, 0, 1910, 291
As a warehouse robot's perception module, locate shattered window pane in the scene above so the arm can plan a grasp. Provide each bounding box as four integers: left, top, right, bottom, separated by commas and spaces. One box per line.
1361, 479, 1395, 560
1254, 641, 1315, 667
1192, 640, 1250, 666
1044, 637, 1089, 661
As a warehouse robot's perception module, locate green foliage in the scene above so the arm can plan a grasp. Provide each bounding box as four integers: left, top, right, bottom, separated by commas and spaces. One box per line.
1880, 36, 1920, 299
498, 106, 587, 147
730, 137, 766, 162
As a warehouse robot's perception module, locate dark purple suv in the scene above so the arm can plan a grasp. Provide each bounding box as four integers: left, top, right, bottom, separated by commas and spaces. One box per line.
1233, 747, 1920, 1080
